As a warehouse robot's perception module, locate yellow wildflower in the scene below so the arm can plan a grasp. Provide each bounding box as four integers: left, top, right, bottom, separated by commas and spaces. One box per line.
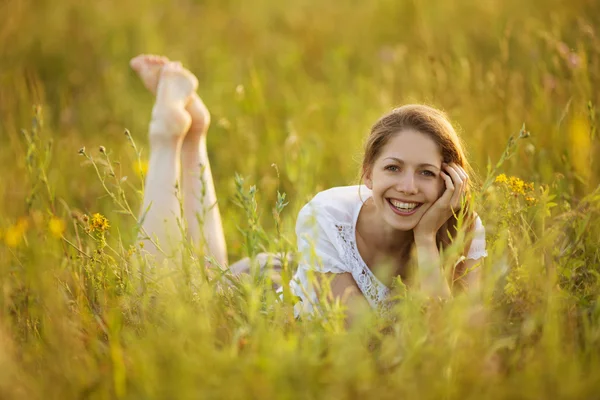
4, 228, 21, 247
3, 217, 30, 248
4, 225, 23, 248
496, 174, 537, 202
495, 174, 508, 184
89, 213, 110, 233
48, 216, 66, 238
133, 160, 148, 177
507, 176, 526, 195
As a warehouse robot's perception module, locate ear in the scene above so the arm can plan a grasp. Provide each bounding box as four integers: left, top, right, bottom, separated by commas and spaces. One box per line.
363, 168, 373, 190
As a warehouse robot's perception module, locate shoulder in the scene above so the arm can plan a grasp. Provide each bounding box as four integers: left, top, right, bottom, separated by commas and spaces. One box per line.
471, 214, 485, 234
466, 214, 487, 260
297, 185, 370, 226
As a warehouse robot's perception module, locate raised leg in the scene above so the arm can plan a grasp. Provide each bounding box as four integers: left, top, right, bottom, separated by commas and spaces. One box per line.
137, 62, 196, 258
131, 55, 227, 266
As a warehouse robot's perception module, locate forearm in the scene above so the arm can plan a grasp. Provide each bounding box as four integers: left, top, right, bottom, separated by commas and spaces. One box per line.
319, 273, 371, 327
414, 236, 452, 299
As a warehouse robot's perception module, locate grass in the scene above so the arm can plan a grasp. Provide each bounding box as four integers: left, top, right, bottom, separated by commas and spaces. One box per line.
1, 0, 599, 398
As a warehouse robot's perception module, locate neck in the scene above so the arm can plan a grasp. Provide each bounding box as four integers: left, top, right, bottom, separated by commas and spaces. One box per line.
358, 198, 414, 253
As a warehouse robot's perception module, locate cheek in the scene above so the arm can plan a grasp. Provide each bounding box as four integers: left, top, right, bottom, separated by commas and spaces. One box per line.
373, 174, 392, 189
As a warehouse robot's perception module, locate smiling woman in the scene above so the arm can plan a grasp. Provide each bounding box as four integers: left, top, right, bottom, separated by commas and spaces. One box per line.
290, 105, 487, 319
130, 55, 487, 323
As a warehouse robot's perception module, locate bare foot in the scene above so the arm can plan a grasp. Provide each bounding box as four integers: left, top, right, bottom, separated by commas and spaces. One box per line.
130, 54, 168, 95
149, 62, 197, 144
130, 54, 210, 141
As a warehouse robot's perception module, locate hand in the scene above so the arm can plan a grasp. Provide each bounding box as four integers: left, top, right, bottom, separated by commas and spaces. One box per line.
413, 163, 469, 242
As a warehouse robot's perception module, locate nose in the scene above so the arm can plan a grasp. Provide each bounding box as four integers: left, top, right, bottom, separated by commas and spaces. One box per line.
396, 171, 418, 195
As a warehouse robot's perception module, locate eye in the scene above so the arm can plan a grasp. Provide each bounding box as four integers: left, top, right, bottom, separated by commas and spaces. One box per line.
421, 170, 436, 177
385, 165, 399, 172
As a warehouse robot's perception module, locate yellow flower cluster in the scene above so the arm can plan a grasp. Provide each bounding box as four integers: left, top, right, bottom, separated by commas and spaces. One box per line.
495, 174, 537, 205
494, 174, 508, 184
89, 213, 110, 233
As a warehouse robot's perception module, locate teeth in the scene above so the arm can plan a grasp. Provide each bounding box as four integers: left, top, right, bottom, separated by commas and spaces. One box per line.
390, 199, 419, 210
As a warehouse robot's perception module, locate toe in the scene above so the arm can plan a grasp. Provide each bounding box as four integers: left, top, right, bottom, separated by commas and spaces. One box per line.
130, 56, 142, 70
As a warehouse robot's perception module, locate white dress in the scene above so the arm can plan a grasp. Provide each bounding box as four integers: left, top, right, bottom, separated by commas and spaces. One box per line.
290, 185, 488, 317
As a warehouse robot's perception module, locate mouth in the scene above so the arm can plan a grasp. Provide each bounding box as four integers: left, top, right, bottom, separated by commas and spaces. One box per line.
387, 198, 423, 216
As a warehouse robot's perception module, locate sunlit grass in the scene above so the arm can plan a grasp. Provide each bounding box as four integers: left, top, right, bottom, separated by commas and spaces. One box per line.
1, 0, 599, 398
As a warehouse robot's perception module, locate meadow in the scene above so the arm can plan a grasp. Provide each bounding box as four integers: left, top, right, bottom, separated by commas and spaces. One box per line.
1, 0, 600, 398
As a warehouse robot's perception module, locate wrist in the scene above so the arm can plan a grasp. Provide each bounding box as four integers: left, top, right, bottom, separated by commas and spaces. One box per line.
414, 233, 437, 247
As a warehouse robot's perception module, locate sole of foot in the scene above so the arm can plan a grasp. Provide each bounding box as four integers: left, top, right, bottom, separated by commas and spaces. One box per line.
130, 54, 210, 139
130, 54, 169, 95
149, 63, 198, 143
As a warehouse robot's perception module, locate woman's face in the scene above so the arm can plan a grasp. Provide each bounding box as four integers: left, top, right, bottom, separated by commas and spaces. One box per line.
365, 129, 445, 232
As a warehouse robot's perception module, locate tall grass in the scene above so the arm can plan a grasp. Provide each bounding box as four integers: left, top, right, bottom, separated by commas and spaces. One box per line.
1, 0, 599, 398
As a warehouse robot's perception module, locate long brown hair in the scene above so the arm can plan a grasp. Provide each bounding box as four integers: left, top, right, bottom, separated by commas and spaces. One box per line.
361, 105, 477, 288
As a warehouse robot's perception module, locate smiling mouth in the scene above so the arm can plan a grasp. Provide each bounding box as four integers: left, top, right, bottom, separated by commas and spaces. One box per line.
387, 198, 423, 216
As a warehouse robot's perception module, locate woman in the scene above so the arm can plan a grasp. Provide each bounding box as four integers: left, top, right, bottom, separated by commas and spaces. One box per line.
130, 55, 487, 320
290, 106, 487, 320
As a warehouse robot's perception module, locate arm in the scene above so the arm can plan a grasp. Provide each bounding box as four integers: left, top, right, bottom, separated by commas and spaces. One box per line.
317, 272, 371, 326
413, 162, 469, 299
414, 236, 452, 299
453, 259, 481, 291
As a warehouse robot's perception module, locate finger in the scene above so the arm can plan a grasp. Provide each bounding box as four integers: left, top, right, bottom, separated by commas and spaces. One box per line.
454, 164, 469, 183
444, 164, 463, 208
439, 170, 455, 204
442, 163, 461, 186
450, 163, 468, 183
452, 164, 469, 202
457, 165, 470, 206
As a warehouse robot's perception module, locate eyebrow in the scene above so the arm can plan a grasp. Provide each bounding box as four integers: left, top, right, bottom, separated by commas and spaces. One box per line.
383, 157, 441, 171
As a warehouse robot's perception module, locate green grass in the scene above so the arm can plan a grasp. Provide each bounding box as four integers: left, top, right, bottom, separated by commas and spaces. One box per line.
1, 0, 600, 398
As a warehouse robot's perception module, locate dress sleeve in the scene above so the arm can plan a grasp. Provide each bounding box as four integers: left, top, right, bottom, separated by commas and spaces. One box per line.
295, 203, 347, 274
290, 200, 349, 316
466, 216, 488, 260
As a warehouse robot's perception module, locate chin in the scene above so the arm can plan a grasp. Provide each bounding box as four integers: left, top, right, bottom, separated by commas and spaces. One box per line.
382, 204, 426, 231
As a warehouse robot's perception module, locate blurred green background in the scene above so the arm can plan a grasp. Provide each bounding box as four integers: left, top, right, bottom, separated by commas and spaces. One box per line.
1, 0, 600, 398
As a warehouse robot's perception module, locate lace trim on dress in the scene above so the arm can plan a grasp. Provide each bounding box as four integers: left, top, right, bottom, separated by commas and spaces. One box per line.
466, 245, 488, 260
334, 223, 391, 315
467, 218, 488, 260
